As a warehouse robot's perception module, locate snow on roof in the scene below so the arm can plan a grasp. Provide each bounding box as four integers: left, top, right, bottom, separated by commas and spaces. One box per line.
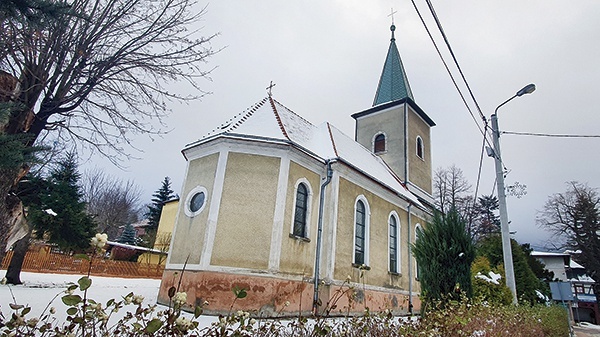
531, 251, 570, 257
187, 96, 422, 207
107, 241, 166, 254
570, 260, 585, 269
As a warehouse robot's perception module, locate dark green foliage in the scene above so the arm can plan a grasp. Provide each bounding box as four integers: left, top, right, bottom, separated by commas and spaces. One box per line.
22, 153, 96, 251
145, 177, 175, 230
477, 236, 549, 304
412, 209, 476, 304
0, 0, 71, 24
472, 195, 501, 241
117, 223, 137, 245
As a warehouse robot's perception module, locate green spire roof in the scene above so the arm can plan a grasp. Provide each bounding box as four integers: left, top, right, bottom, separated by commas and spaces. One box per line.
373, 24, 413, 106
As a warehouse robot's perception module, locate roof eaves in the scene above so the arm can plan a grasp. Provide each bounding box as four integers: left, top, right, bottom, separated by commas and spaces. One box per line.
269, 96, 291, 140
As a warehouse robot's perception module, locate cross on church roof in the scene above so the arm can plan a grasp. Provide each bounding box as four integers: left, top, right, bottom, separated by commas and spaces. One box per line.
388, 8, 397, 25
266, 81, 276, 96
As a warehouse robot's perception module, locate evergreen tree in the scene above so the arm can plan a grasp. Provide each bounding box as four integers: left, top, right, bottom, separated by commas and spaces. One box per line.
472, 195, 501, 241
27, 153, 96, 251
117, 223, 137, 246
477, 235, 548, 304
412, 209, 476, 306
145, 177, 175, 230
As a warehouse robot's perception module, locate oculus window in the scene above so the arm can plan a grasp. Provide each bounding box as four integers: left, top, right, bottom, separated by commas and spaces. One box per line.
184, 186, 208, 217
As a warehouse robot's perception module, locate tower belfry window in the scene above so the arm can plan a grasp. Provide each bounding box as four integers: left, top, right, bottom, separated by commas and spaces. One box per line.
416, 136, 424, 159
374, 133, 386, 153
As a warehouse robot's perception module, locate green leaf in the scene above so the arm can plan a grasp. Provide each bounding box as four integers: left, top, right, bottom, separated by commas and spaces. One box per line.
9, 303, 23, 310
67, 284, 78, 292
67, 307, 78, 315
78, 276, 92, 291
21, 307, 31, 316
232, 286, 247, 299
168, 286, 176, 298
62, 294, 82, 306
194, 305, 203, 318
145, 318, 163, 333
73, 254, 90, 261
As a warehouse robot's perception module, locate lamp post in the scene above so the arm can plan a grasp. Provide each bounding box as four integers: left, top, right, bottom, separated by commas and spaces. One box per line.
491, 83, 535, 305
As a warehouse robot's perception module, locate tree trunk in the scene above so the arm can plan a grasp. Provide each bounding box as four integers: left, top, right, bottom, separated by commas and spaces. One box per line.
5, 231, 31, 285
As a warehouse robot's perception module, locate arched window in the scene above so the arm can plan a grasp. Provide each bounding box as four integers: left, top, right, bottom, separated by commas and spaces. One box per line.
354, 197, 370, 265
293, 183, 309, 238
374, 133, 386, 153
389, 213, 400, 273
415, 224, 422, 279
416, 136, 424, 159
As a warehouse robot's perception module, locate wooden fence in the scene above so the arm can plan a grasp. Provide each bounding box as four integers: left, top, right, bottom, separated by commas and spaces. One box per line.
1, 250, 165, 279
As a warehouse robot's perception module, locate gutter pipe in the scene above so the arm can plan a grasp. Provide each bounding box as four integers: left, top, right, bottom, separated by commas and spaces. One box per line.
313, 159, 334, 315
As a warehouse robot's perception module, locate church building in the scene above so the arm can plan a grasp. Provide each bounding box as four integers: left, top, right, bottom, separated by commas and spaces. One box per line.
157, 24, 436, 316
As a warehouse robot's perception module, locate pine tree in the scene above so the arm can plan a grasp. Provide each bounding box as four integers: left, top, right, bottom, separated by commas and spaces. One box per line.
472, 195, 501, 241
27, 152, 96, 251
117, 223, 137, 245
145, 177, 175, 231
412, 209, 476, 306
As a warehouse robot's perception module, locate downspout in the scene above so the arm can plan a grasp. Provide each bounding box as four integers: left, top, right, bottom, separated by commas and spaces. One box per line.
404, 102, 409, 182
313, 159, 333, 315
407, 202, 413, 314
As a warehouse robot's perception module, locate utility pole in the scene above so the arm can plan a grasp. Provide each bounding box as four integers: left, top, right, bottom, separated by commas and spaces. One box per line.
490, 83, 536, 305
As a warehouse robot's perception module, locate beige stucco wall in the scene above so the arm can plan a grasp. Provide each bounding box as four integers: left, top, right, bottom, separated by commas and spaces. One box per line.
407, 107, 432, 194
138, 199, 178, 265
354, 105, 406, 180
210, 152, 280, 269
278, 161, 321, 276
333, 177, 426, 292
170, 153, 219, 265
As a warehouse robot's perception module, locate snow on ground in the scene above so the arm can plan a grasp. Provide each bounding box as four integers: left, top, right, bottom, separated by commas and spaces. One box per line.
0, 271, 218, 327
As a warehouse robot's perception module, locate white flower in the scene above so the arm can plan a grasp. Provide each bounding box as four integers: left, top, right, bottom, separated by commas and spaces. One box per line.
284, 301, 290, 307
175, 316, 193, 330
91, 233, 109, 248
1, 277, 6, 285
50, 307, 56, 314
27, 317, 39, 327
250, 318, 257, 325
133, 294, 144, 305
173, 292, 187, 306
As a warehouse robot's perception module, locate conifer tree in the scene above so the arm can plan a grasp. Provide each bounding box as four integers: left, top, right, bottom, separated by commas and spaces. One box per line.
412, 209, 476, 306
145, 177, 175, 230
117, 223, 137, 246
27, 152, 96, 251
477, 235, 548, 304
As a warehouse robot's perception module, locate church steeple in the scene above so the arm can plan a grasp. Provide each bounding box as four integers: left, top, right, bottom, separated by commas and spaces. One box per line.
372, 24, 413, 106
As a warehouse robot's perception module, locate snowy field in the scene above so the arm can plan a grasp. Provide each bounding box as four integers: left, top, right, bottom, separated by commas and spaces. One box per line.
0, 271, 219, 327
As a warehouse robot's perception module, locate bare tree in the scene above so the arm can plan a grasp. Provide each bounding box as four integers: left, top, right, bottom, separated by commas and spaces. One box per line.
82, 168, 142, 240
433, 165, 473, 215
0, 0, 216, 256
537, 181, 600, 285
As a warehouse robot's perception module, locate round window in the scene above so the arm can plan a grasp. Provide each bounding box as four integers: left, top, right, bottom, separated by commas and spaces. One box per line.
184, 186, 208, 217
189, 191, 205, 213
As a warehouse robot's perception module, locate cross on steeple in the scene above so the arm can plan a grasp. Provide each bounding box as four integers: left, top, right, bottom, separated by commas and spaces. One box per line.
266, 81, 276, 96
388, 8, 397, 25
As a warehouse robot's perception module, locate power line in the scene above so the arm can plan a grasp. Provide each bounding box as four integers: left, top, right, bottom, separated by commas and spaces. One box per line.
502, 131, 600, 138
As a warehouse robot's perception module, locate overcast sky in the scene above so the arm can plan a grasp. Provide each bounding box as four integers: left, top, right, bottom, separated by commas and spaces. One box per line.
85, 0, 600, 250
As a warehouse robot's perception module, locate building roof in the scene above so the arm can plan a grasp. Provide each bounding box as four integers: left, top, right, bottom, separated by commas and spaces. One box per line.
185, 96, 423, 207
373, 24, 413, 106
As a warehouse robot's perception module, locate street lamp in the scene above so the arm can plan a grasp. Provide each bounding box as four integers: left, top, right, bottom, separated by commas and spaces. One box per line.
490, 83, 536, 305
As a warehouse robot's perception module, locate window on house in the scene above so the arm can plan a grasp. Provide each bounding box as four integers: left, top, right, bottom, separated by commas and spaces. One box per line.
293, 183, 308, 237
354, 200, 367, 265
415, 224, 422, 279
389, 215, 398, 273
374, 133, 386, 153
416, 136, 424, 159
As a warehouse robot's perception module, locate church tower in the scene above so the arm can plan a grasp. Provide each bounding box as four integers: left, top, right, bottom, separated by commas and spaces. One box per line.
352, 23, 435, 203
